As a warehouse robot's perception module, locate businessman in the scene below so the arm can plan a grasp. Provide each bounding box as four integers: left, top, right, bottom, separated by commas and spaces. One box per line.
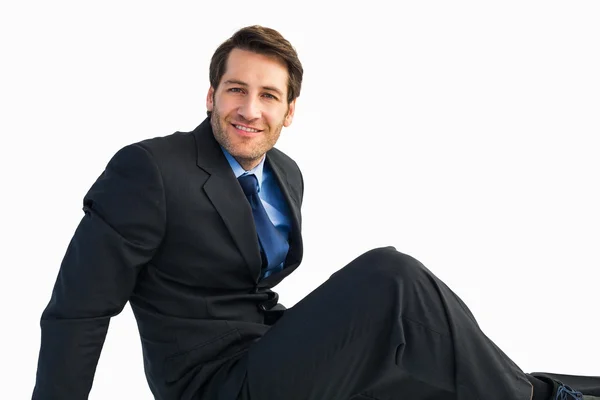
33, 25, 599, 400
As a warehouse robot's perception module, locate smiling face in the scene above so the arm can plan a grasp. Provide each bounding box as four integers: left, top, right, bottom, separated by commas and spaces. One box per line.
207, 48, 296, 170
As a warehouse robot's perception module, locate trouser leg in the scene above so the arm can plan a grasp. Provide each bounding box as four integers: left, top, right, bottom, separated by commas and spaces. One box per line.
531, 373, 600, 396
226, 246, 533, 400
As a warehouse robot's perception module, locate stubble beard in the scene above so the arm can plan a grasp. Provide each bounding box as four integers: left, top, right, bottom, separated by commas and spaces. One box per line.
210, 107, 284, 168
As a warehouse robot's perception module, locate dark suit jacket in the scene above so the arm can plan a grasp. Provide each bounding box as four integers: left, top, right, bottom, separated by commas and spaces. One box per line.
33, 118, 304, 399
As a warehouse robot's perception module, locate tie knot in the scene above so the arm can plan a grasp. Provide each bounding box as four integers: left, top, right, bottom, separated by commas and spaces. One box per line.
238, 174, 259, 196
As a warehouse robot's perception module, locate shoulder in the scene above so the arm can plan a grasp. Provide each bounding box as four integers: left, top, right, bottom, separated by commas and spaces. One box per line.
267, 146, 302, 175
267, 146, 304, 202
105, 128, 197, 174
136, 130, 195, 161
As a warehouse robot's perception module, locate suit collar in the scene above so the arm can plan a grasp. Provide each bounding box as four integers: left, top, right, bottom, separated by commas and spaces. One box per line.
193, 118, 230, 176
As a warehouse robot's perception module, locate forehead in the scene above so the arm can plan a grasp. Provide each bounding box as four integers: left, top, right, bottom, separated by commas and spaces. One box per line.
221, 48, 288, 93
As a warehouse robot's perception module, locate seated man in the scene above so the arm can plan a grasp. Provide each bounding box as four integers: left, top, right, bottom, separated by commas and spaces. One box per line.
32, 25, 600, 400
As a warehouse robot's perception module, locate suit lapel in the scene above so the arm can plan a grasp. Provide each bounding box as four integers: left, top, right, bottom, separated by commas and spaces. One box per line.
265, 154, 303, 269
192, 118, 303, 283
193, 120, 262, 280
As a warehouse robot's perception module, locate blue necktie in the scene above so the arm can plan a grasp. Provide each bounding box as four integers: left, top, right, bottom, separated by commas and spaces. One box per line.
238, 174, 289, 278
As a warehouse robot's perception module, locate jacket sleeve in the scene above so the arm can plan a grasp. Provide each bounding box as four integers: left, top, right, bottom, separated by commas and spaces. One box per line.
32, 143, 166, 399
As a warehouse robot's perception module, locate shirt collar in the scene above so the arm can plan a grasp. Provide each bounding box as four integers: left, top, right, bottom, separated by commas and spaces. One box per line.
220, 146, 266, 191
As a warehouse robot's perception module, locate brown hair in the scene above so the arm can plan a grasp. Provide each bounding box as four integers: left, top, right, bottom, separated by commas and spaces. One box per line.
208, 25, 303, 108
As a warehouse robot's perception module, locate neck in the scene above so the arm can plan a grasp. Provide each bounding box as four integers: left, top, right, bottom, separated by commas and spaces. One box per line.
236, 156, 263, 171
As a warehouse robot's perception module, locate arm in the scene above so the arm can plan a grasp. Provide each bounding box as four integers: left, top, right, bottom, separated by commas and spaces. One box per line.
32, 143, 166, 399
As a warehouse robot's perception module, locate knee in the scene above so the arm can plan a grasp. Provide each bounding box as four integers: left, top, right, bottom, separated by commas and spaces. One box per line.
343, 246, 429, 283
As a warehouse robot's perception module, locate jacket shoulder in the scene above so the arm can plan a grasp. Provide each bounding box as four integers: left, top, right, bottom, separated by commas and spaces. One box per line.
135, 130, 195, 159
268, 147, 302, 175
268, 147, 304, 203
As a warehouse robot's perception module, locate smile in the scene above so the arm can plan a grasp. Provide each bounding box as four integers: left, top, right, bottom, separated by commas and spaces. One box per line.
233, 124, 261, 133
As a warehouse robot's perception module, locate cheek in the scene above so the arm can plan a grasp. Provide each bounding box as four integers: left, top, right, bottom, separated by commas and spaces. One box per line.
215, 97, 237, 116
264, 110, 287, 126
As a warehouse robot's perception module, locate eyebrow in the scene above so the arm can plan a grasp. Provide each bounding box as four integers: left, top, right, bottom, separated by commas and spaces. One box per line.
223, 79, 284, 97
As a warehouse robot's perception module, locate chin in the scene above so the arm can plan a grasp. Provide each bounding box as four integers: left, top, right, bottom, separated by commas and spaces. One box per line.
232, 149, 262, 161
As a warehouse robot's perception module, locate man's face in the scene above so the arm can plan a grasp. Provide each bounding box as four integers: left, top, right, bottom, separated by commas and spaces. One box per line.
207, 48, 296, 170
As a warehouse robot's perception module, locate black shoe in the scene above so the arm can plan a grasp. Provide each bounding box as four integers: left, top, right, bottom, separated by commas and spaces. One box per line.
551, 380, 600, 400
554, 382, 583, 399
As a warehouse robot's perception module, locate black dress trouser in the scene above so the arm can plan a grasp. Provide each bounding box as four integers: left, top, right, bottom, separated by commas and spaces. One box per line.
219, 247, 600, 399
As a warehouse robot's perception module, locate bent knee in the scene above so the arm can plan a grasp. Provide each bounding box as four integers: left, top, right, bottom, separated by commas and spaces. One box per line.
342, 246, 429, 282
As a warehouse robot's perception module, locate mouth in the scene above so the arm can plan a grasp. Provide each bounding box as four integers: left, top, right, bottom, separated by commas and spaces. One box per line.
231, 123, 263, 137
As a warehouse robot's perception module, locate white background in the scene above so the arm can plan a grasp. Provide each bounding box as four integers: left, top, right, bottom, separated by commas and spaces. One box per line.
1, 1, 599, 399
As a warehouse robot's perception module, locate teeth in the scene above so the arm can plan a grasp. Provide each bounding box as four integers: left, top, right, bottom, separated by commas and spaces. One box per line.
235, 124, 259, 133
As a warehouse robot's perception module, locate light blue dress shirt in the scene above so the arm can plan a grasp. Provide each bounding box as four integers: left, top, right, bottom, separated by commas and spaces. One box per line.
221, 147, 292, 254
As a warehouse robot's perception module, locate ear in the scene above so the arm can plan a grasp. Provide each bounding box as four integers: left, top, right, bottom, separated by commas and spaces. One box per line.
283, 99, 296, 127
206, 87, 215, 112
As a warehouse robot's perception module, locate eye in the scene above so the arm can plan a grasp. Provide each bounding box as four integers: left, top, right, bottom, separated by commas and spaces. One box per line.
228, 87, 244, 93
263, 93, 278, 100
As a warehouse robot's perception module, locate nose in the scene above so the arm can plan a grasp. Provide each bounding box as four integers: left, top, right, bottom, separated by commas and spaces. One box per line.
237, 96, 261, 121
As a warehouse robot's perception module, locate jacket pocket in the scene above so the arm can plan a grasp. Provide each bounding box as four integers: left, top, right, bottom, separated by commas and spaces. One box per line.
164, 328, 243, 383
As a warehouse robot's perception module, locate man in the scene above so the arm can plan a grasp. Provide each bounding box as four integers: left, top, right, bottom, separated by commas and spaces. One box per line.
33, 25, 599, 400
